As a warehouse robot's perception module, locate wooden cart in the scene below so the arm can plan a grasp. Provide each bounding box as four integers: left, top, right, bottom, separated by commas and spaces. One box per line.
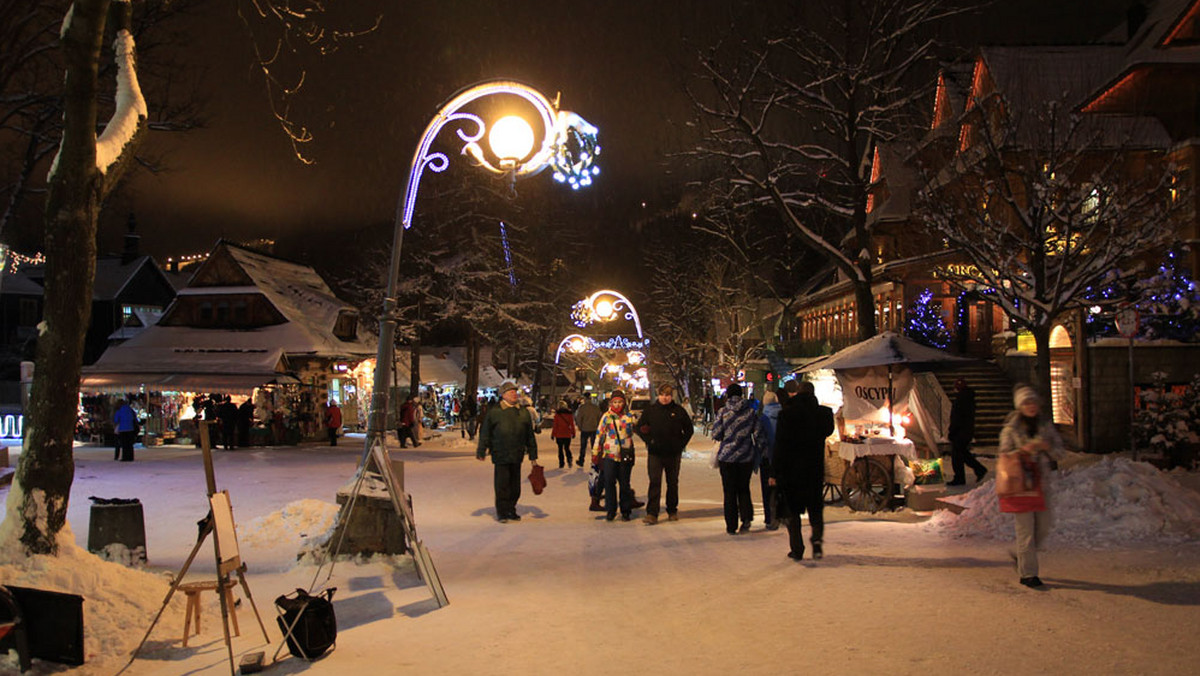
834, 438, 916, 513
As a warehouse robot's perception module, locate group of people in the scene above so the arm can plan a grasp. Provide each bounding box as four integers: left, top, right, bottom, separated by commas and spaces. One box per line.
474, 376, 1065, 586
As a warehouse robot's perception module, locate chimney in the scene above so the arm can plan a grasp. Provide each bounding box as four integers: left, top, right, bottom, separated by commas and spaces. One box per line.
1127, 2, 1148, 41
122, 213, 141, 265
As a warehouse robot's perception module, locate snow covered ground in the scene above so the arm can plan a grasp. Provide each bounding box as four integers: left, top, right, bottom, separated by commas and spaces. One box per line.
3, 431, 1200, 675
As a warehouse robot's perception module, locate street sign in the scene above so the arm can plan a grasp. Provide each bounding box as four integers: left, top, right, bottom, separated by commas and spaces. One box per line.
1115, 305, 1140, 338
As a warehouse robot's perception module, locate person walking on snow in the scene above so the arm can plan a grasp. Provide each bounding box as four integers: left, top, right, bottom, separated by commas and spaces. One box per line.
758, 389, 785, 530
770, 381, 835, 560
325, 400, 342, 446
999, 385, 1065, 588
552, 401, 577, 468
711, 383, 765, 534
592, 390, 639, 521
113, 397, 137, 462
947, 378, 988, 486
635, 383, 693, 524
477, 381, 539, 523
574, 393, 602, 466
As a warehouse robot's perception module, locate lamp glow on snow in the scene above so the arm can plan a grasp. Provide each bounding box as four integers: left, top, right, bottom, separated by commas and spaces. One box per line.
366, 79, 599, 464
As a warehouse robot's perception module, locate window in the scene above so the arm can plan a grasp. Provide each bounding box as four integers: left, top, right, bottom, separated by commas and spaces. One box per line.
334, 311, 359, 341
198, 302, 213, 323
216, 302, 230, 324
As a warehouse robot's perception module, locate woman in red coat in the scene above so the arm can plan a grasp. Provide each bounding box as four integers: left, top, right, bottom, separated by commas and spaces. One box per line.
551, 401, 577, 468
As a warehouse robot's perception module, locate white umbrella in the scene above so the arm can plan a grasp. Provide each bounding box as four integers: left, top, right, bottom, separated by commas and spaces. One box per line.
797, 331, 974, 435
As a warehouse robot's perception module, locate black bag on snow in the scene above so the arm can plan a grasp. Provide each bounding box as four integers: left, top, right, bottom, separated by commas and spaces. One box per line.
275, 587, 337, 660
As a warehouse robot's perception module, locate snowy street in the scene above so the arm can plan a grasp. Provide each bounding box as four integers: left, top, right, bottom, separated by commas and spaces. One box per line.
3, 432, 1200, 675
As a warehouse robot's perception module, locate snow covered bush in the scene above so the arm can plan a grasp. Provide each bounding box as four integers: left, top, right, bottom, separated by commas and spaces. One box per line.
1133, 371, 1196, 469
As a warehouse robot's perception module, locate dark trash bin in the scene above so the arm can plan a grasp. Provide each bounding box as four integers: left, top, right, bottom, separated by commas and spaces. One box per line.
87, 497, 147, 565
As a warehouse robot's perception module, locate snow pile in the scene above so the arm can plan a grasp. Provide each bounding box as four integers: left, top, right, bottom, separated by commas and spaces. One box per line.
238, 498, 339, 551
0, 525, 184, 670
926, 456, 1200, 546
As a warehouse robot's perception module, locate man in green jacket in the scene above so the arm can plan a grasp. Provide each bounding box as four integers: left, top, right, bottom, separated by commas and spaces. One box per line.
477, 381, 539, 522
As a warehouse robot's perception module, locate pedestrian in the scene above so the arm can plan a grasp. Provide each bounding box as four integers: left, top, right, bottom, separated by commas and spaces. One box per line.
635, 383, 693, 524
396, 395, 421, 448
218, 395, 238, 450
574, 393, 602, 466
999, 385, 1065, 588
551, 400, 577, 468
325, 399, 342, 446
770, 381, 835, 560
758, 389, 784, 530
113, 397, 137, 462
592, 390, 639, 521
477, 381, 539, 522
237, 397, 254, 448
711, 383, 764, 534
947, 378, 989, 486
522, 393, 542, 434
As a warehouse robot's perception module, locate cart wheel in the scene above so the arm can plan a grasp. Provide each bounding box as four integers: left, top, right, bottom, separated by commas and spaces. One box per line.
840, 457, 891, 513
823, 482, 843, 505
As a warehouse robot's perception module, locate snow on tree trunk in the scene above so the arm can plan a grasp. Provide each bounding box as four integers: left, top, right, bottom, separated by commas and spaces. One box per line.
2, 0, 146, 556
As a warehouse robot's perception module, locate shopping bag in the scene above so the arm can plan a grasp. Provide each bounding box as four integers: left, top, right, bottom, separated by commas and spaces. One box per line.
995, 452, 1045, 513
528, 464, 547, 494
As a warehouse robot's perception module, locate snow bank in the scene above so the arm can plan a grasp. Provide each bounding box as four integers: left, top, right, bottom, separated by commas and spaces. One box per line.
238, 498, 339, 551
0, 525, 183, 671
925, 456, 1200, 546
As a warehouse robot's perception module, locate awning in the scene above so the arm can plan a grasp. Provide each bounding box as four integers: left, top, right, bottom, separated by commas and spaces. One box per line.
81, 372, 300, 395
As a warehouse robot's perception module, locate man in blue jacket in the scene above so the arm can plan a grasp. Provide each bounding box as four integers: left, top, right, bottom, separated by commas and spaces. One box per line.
113, 398, 138, 462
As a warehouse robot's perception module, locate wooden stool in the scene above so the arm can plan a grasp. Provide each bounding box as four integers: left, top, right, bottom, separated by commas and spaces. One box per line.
179, 580, 239, 647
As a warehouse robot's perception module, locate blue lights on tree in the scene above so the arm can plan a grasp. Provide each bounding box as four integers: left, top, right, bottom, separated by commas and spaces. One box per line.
905, 288, 952, 349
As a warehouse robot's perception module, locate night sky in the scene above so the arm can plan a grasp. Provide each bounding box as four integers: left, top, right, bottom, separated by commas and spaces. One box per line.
99, 0, 1133, 264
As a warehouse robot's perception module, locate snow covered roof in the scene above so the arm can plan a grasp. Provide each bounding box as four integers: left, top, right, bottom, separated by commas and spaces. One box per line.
81, 346, 298, 394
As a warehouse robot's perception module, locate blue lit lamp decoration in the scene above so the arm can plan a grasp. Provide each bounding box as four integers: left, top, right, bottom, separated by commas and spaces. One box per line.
361, 80, 599, 484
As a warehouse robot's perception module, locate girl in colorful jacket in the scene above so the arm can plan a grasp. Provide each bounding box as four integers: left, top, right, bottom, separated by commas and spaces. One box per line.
592, 390, 639, 521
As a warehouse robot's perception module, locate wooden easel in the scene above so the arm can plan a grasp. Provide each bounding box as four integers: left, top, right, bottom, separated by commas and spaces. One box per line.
123, 422, 269, 675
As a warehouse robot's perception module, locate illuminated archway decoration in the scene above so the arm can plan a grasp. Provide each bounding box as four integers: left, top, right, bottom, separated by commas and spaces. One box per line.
554, 333, 596, 364
571, 289, 643, 338
400, 81, 601, 230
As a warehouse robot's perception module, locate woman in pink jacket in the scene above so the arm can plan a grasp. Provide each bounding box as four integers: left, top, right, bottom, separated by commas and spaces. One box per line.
551, 401, 577, 468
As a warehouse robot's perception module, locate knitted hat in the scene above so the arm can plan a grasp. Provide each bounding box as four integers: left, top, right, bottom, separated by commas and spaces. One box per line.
726, 383, 743, 397
1013, 384, 1040, 408
499, 381, 518, 395
609, 389, 626, 402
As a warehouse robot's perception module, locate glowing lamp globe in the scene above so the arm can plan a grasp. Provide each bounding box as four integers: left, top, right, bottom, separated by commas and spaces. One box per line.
594, 298, 615, 320
489, 115, 535, 162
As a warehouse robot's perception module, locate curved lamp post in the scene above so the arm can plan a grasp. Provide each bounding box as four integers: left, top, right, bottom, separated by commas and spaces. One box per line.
364, 80, 599, 463
571, 289, 644, 338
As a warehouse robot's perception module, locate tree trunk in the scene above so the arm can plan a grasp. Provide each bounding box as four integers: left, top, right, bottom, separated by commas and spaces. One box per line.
530, 330, 548, 403
464, 325, 480, 399
1031, 323, 1054, 412
7, 0, 110, 555
409, 333, 421, 396
852, 274, 878, 341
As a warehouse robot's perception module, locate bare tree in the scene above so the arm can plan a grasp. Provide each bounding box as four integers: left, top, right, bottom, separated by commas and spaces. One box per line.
914, 96, 1181, 403
2, 0, 147, 555
689, 0, 967, 340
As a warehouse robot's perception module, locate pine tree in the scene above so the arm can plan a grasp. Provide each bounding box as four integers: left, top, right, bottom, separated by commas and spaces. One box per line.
904, 288, 951, 349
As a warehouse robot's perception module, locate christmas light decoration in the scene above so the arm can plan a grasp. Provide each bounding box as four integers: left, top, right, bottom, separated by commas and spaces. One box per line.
904, 288, 952, 349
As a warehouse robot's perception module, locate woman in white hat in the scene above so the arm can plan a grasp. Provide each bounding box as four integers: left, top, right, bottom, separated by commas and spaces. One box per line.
998, 384, 1065, 588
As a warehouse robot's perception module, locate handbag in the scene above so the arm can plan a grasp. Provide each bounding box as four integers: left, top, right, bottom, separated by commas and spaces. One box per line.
528, 464, 547, 494
275, 587, 337, 660
995, 452, 1046, 513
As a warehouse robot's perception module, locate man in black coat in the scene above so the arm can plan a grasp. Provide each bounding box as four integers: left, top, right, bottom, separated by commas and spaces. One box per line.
635, 383, 694, 525
947, 379, 988, 486
770, 380, 835, 561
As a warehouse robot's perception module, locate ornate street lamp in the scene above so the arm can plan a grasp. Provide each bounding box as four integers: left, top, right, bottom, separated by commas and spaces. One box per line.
363, 81, 599, 466
571, 289, 644, 338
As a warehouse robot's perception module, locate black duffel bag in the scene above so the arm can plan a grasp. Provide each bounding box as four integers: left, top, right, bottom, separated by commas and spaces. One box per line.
275, 587, 337, 660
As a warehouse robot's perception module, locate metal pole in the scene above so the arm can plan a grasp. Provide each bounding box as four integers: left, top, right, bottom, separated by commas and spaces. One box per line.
1129, 336, 1136, 461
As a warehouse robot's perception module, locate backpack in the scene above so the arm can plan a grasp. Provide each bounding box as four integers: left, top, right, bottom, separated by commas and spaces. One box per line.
275, 588, 337, 660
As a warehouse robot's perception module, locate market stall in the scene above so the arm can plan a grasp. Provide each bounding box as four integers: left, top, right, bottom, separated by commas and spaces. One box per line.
798, 331, 971, 512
